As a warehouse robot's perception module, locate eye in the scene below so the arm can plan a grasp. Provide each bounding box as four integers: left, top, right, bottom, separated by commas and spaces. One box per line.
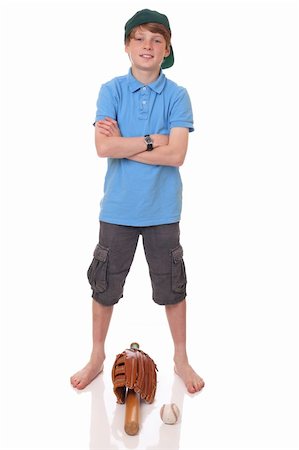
154, 39, 162, 43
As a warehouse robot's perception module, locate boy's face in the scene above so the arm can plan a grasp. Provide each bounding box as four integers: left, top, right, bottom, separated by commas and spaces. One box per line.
125, 26, 170, 72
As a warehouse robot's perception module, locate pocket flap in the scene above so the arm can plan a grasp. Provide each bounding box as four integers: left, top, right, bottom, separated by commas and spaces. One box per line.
93, 244, 108, 262
172, 245, 183, 263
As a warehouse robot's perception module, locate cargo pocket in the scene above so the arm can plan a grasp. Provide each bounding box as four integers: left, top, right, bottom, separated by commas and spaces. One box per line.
171, 245, 187, 294
87, 243, 109, 293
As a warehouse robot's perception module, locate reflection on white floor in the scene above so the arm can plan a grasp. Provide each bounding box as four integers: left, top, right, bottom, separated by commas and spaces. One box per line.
76, 359, 198, 450
4, 284, 298, 450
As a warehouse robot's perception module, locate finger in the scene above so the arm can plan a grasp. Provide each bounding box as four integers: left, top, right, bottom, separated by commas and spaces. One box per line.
97, 127, 111, 136
98, 123, 113, 133
97, 120, 112, 128
104, 117, 118, 125
109, 124, 118, 133
99, 121, 116, 133
110, 121, 120, 131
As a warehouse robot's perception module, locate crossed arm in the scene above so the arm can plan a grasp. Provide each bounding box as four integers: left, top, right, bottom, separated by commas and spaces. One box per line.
95, 117, 189, 167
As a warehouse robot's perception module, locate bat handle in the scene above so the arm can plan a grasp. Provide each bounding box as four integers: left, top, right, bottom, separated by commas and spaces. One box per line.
124, 389, 140, 436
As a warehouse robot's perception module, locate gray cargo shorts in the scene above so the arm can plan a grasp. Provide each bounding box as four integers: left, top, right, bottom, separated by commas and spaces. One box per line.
87, 221, 187, 306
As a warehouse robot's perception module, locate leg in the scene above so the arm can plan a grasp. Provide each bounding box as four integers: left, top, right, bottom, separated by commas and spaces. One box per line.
71, 222, 139, 389
165, 299, 205, 393
70, 300, 113, 389
142, 223, 204, 394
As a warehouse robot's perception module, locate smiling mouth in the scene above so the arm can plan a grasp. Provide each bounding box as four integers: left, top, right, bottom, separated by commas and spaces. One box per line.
140, 54, 153, 59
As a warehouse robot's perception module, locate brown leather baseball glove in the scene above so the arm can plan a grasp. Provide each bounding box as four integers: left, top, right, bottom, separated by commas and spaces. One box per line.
111, 347, 158, 404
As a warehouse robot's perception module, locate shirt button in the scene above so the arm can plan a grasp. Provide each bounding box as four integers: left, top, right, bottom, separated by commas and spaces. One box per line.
142, 100, 146, 104
143, 86, 147, 90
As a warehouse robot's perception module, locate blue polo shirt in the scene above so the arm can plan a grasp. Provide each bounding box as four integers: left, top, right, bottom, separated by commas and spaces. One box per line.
94, 69, 194, 226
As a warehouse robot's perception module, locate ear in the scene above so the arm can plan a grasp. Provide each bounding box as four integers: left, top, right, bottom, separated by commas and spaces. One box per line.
164, 46, 171, 58
125, 43, 129, 54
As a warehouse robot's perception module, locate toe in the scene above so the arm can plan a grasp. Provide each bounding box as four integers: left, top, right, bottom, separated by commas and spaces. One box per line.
71, 373, 78, 383
195, 383, 201, 392
71, 376, 81, 388
196, 378, 205, 392
187, 382, 196, 393
76, 381, 86, 390
187, 377, 204, 393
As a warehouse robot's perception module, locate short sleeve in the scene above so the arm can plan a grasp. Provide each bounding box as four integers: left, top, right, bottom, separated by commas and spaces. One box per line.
169, 88, 194, 132
94, 83, 117, 125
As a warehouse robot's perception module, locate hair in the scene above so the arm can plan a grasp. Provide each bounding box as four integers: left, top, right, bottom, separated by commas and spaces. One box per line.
126, 23, 171, 49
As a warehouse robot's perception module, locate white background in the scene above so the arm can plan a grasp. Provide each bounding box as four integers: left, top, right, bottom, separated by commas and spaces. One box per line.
1, 0, 298, 449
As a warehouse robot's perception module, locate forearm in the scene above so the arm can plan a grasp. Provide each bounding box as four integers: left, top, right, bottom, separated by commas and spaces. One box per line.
96, 135, 147, 158
128, 145, 183, 167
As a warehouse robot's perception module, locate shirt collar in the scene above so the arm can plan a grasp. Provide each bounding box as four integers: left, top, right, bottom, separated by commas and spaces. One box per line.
127, 69, 166, 94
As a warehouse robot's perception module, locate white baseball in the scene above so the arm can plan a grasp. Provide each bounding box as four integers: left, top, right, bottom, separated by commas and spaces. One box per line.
160, 403, 180, 424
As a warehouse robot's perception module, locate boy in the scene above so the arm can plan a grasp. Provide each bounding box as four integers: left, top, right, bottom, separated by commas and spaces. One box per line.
71, 9, 204, 394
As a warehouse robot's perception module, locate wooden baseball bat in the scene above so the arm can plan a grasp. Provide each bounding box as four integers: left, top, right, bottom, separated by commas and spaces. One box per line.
124, 343, 140, 436
124, 389, 140, 435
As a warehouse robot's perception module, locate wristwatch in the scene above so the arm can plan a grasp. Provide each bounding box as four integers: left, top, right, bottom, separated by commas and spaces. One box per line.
144, 134, 153, 151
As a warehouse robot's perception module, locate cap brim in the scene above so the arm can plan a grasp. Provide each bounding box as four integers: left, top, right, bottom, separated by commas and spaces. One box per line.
161, 45, 174, 69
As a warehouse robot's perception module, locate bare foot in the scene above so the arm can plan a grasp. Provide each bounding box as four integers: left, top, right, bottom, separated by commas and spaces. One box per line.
70, 353, 104, 390
174, 362, 205, 394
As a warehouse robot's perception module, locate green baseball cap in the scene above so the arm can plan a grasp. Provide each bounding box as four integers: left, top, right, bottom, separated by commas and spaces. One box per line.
124, 9, 174, 69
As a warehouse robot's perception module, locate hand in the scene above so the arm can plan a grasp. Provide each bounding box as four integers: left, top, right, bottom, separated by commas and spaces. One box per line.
96, 117, 121, 137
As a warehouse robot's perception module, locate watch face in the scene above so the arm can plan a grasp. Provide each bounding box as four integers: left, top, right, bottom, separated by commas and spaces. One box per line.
145, 134, 153, 150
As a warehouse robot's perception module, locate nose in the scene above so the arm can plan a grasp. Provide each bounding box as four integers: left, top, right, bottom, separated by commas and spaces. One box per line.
143, 40, 152, 50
